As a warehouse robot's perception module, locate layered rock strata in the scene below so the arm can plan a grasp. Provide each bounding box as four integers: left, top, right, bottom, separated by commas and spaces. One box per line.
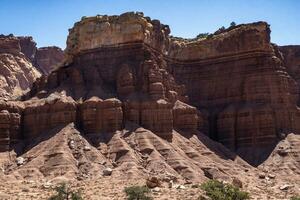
279, 45, 300, 103
0, 35, 64, 100
18, 36, 64, 75
26, 13, 190, 140
80, 97, 123, 133
23, 95, 77, 138
0, 35, 41, 99
34, 46, 64, 75
0, 101, 22, 151
169, 22, 300, 164
1, 12, 299, 167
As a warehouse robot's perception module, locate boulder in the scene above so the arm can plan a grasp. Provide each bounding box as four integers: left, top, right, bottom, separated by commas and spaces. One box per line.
146, 176, 161, 188
103, 167, 113, 176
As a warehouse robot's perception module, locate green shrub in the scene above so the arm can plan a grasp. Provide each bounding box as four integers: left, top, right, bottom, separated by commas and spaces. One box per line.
230, 21, 236, 27
291, 196, 300, 200
124, 186, 152, 200
48, 183, 83, 200
214, 26, 226, 35
200, 180, 250, 200
196, 33, 210, 39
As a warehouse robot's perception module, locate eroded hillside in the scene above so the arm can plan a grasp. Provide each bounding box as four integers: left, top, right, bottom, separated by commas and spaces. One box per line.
0, 12, 299, 199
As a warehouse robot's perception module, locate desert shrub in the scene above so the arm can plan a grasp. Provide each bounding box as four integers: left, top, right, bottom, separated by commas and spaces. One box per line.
48, 183, 83, 200
124, 185, 152, 200
230, 21, 236, 27
200, 180, 250, 200
196, 33, 210, 39
291, 196, 300, 200
214, 26, 226, 35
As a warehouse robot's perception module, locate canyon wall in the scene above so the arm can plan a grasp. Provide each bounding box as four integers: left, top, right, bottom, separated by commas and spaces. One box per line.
279, 45, 300, 103
1, 13, 299, 166
0, 35, 64, 100
26, 12, 195, 140
169, 23, 300, 164
0, 35, 41, 99
18, 36, 64, 75
34, 46, 64, 75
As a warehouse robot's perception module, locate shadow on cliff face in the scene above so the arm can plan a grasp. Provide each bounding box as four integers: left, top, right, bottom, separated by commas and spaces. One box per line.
205, 128, 278, 167
14, 124, 68, 156
236, 143, 278, 167
177, 129, 238, 162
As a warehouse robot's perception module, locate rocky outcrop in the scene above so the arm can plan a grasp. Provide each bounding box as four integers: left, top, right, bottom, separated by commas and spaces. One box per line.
1, 13, 300, 167
0, 35, 41, 99
34, 46, 64, 75
23, 95, 77, 138
279, 45, 300, 102
25, 13, 188, 139
169, 22, 300, 165
173, 101, 198, 131
18, 36, 37, 62
65, 12, 170, 63
0, 35, 64, 100
80, 97, 123, 133
18, 36, 64, 75
0, 101, 23, 151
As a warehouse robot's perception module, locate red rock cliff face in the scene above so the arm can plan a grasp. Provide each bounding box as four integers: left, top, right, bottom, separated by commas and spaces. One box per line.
0, 35, 64, 100
279, 45, 300, 102
34, 46, 64, 75
27, 13, 192, 140
0, 35, 41, 99
169, 23, 300, 164
18, 36, 64, 75
1, 13, 299, 167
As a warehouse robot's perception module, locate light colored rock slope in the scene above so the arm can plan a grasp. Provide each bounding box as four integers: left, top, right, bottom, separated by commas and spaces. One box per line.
1, 123, 296, 199
0, 35, 41, 100
259, 133, 300, 196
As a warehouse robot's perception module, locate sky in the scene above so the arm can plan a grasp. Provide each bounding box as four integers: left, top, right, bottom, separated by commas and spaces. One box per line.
0, 0, 299, 49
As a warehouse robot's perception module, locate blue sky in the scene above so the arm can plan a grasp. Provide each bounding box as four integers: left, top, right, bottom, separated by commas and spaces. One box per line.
1, 0, 299, 49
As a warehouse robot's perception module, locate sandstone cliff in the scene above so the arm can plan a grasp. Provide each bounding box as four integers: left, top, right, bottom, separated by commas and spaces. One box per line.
0, 35, 64, 100
0, 12, 299, 199
27, 13, 300, 165
34, 46, 64, 75
0, 35, 41, 99
2, 12, 299, 166
169, 23, 300, 165
18, 36, 64, 75
279, 45, 300, 102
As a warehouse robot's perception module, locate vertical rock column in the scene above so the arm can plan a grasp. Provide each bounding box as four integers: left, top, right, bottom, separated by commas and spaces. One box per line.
0, 110, 11, 151
80, 97, 123, 134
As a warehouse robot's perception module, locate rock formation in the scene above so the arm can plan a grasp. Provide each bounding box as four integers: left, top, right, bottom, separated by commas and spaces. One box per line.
0, 12, 299, 199
80, 97, 123, 133
23, 13, 300, 165
279, 45, 300, 102
34, 46, 64, 75
26, 13, 190, 140
23, 95, 77, 138
0, 35, 41, 99
0, 35, 64, 100
169, 23, 300, 165
0, 101, 22, 151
